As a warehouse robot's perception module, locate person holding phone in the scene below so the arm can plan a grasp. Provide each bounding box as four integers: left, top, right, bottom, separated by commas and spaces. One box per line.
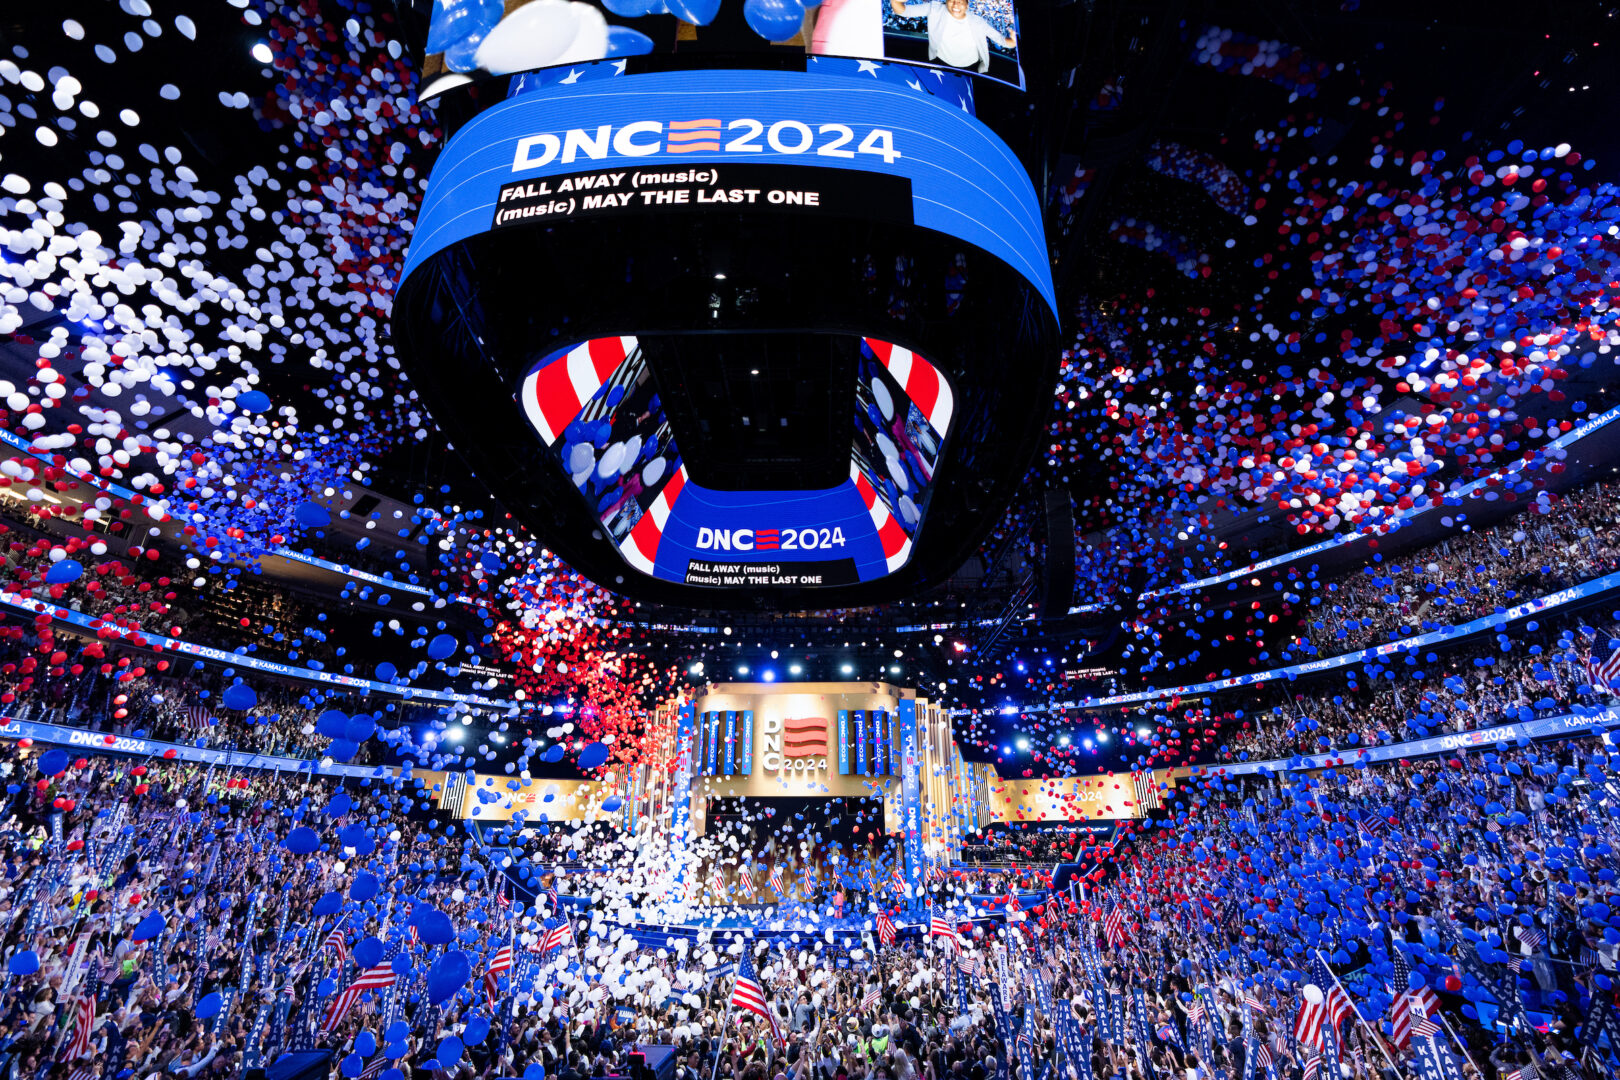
887, 0, 1013, 73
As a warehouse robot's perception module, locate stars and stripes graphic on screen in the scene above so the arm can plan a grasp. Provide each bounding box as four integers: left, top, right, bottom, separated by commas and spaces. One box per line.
728, 955, 782, 1044
850, 462, 913, 574
1292, 967, 1353, 1053
1103, 904, 1128, 947
484, 945, 514, 1007
323, 952, 399, 1032
518, 337, 638, 446
617, 463, 689, 577
859, 984, 883, 1014
1389, 951, 1440, 1050
861, 338, 954, 436
1587, 644, 1620, 692
539, 916, 574, 954
876, 912, 897, 946
930, 914, 962, 953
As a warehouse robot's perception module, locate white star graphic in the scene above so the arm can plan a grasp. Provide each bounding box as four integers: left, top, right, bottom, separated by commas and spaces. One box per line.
612, 59, 628, 73
907, 79, 923, 92
559, 68, 583, 84
856, 59, 883, 76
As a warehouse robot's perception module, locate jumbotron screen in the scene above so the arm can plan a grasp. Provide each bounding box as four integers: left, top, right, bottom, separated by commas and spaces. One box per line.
394, 48, 1058, 608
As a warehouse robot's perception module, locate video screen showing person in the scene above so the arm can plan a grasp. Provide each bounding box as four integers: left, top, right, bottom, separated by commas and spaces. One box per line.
418, 0, 1022, 101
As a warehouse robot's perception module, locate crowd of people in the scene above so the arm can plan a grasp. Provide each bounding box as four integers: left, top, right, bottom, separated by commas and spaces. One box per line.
1297, 482, 1620, 657
0, 664, 1611, 1080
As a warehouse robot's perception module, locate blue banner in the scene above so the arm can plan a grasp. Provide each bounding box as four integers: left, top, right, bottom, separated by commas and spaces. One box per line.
705, 710, 719, 776
669, 703, 696, 904
898, 700, 923, 904
724, 711, 736, 776
402, 69, 1054, 313
838, 710, 850, 775
740, 710, 753, 776
856, 709, 867, 776
874, 710, 888, 776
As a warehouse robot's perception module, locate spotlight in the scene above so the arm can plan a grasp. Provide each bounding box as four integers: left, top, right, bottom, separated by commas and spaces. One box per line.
1097, 731, 1109, 743
1015, 738, 1029, 750
789, 664, 802, 675
1058, 735, 1070, 746
762, 670, 776, 682
738, 665, 750, 675
840, 663, 854, 674
889, 665, 900, 674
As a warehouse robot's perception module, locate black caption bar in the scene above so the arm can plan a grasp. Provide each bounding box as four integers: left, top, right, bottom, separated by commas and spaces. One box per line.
492, 163, 913, 229
684, 558, 860, 588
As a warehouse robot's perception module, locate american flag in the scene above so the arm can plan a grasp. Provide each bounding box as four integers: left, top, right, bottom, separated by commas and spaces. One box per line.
184, 705, 212, 732
322, 921, 349, 967
1588, 644, 1620, 692
769, 865, 786, 897
1244, 991, 1269, 1015
1104, 904, 1128, 947
930, 914, 961, 953
1504, 1066, 1538, 1080
859, 984, 883, 1013
547, 877, 561, 913
1389, 951, 1440, 1049
729, 954, 782, 1044
323, 951, 399, 1031
1517, 926, 1547, 949
1255, 1046, 1273, 1069
494, 879, 510, 908
1411, 1016, 1441, 1040
891, 866, 906, 889
1302, 1056, 1320, 1080
708, 867, 727, 900
58, 986, 97, 1063
1004, 892, 1022, 914
1293, 961, 1352, 1051
927, 864, 946, 884
484, 945, 513, 1007
876, 912, 897, 947
539, 916, 574, 954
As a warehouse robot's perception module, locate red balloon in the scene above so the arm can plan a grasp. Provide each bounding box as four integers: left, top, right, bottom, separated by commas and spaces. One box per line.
1444, 975, 1461, 993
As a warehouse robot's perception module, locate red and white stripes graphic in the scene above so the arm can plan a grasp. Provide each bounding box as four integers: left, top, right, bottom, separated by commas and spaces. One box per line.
618, 465, 690, 575
862, 338, 954, 435
851, 462, 913, 573
518, 336, 637, 445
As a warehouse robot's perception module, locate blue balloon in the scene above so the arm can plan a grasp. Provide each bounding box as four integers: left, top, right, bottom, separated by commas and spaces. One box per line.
351, 872, 380, 901
237, 390, 271, 413
345, 716, 377, 743
427, 634, 458, 660
542, 745, 565, 764
195, 992, 223, 1020
37, 749, 68, 777
437, 1037, 465, 1065
356, 1032, 378, 1059
317, 710, 349, 738
425, 0, 503, 52
342, 1053, 365, 1078
391, 953, 413, 976
742, 0, 804, 41
605, 25, 657, 55
601, 0, 666, 13
665, 0, 720, 23
285, 827, 321, 855
329, 740, 361, 762
601, 795, 624, 813
375, 662, 398, 683
413, 907, 456, 945
577, 741, 610, 770
8, 950, 39, 976
222, 683, 258, 711
313, 891, 343, 916
354, 937, 384, 970
462, 1016, 491, 1045
428, 951, 472, 1005
295, 501, 331, 528
524, 1065, 547, 1080
44, 559, 82, 584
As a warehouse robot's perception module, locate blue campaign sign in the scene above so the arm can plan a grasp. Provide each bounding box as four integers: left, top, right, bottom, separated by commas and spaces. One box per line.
898, 699, 923, 902
402, 68, 1053, 313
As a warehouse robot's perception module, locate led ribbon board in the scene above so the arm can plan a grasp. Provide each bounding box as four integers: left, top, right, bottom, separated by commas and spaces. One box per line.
400, 68, 1054, 314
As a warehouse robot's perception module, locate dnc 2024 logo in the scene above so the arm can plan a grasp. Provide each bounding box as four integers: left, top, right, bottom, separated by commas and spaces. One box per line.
512, 120, 902, 171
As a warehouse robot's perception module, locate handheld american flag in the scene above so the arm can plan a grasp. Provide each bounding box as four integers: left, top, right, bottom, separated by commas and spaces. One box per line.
323, 947, 399, 1031
729, 954, 782, 1044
